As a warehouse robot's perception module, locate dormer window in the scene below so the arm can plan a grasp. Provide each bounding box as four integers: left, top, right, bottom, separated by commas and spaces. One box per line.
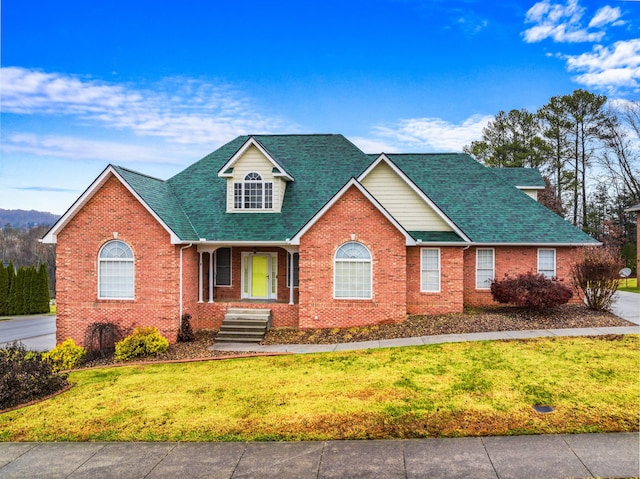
234, 172, 273, 210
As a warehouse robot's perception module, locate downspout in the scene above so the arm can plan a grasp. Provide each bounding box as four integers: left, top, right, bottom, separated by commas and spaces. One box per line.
179, 243, 193, 329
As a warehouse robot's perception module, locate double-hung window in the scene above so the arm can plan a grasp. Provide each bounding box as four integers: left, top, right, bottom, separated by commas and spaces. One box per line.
421, 248, 440, 292
476, 248, 494, 289
538, 249, 556, 278
334, 242, 372, 299
98, 240, 134, 299
215, 248, 232, 286
234, 172, 273, 210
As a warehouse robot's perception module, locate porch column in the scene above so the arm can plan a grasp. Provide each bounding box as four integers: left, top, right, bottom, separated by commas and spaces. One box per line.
198, 252, 204, 303
289, 252, 294, 305
284, 246, 298, 306
208, 249, 215, 303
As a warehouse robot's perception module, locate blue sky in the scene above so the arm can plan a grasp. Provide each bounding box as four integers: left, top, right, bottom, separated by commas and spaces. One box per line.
1, 0, 638, 215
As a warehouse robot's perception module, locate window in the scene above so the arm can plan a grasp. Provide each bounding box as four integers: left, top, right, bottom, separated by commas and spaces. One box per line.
287, 252, 299, 288
98, 240, 134, 299
334, 242, 372, 299
233, 172, 273, 210
538, 249, 556, 278
421, 248, 440, 292
476, 248, 494, 289
215, 248, 231, 286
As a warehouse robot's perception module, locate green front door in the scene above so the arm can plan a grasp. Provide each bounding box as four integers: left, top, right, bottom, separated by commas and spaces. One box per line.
251, 255, 268, 298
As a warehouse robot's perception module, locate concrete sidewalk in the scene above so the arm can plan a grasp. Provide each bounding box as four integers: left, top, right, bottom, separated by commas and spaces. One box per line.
1, 433, 637, 478
211, 324, 640, 354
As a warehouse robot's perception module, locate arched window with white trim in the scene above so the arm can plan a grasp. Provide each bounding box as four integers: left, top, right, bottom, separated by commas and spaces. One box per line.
98, 240, 134, 299
334, 242, 372, 299
233, 172, 273, 209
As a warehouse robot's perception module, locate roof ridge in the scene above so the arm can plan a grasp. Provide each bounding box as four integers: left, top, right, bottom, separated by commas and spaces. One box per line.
112, 165, 165, 183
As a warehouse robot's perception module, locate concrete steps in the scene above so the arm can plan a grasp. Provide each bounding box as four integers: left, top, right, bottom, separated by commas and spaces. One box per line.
215, 308, 272, 343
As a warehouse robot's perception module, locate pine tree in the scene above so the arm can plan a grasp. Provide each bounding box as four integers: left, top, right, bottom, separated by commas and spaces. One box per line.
25, 267, 36, 314
0, 263, 8, 315
6, 260, 15, 300
7, 267, 22, 315
38, 263, 50, 313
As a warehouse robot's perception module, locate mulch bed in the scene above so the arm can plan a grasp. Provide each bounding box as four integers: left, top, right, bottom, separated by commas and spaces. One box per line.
78, 304, 633, 369
261, 304, 633, 344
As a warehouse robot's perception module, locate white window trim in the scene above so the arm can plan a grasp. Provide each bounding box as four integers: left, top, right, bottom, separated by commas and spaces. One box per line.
537, 248, 556, 278
97, 240, 135, 300
214, 247, 232, 287
476, 248, 495, 290
420, 248, 441, 293
233, 172, 273, 211
334, 242, 373, 300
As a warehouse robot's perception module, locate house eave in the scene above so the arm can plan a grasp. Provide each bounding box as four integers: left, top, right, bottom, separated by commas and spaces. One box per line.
40, 165, 184, 245
359, 154, 472, 243
217, 136, 295, 181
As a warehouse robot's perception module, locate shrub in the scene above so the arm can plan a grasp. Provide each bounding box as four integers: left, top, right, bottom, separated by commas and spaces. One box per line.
177, 313, 194, 342
0, 342, 69, 410
84, 322, 124, 360
491, 272, 573, 309
572, 246, 623, 311
114, 326, 169, 361
43, 339, 86, 372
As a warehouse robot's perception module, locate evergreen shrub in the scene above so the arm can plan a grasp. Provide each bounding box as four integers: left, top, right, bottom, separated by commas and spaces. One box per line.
44, 339, 87, 372
114, 326, 169, 361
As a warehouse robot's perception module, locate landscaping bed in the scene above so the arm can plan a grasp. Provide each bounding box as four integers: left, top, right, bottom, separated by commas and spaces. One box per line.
261, 304, 632, 344
82, 303, 632, 367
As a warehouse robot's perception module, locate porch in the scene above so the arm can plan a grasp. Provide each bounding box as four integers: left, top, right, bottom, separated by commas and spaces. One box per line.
190, 300, 300, 330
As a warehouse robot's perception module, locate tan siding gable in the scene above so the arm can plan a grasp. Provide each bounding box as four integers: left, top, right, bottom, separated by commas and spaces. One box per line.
226, 145, 285, 212
522, 189, 538, 201
361, 161, 452, 231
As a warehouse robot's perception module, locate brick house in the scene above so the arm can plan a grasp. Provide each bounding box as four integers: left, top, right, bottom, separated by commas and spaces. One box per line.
42, 134, 598, 345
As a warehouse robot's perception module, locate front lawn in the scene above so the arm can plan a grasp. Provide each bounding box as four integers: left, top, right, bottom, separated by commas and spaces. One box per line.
1, 335, 638, 441
618, 277, 639, 293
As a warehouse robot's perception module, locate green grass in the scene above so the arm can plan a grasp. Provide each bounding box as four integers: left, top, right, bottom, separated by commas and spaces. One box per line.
618, 277, 639, 293
1, 336, 638, 442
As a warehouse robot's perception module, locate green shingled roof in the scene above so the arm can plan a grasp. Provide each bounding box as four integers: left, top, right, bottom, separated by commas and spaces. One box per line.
112, 166, 198, 241
385, 153, 597, 244
492, 167, 546, 188
110, 135, 597, 246
166, 134, 372, 242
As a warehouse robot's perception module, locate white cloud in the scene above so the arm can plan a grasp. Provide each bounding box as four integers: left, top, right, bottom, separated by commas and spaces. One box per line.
369, 115, 493, 152
564, 39, 640, 90
0, 67, 294, 146
588, 5, 622, 28
0, 133, 200, 165
522, 0, 621, 43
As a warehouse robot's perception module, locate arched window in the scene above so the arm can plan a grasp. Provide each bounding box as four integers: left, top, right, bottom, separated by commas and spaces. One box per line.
98, 240, 134, 299
233, 172, 273, 209
334, 242, 372, 299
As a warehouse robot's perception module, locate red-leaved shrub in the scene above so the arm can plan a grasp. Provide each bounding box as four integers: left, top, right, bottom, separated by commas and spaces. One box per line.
491, 272, 573, 309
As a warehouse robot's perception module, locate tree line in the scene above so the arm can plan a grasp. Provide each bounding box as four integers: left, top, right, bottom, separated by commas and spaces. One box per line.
0, 261, 50, 315
1, 224, 56, 295
464, 89, 639, 272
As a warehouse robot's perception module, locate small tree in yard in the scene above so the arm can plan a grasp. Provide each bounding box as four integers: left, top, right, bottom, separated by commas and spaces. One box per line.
491, 272, 573, 309
572, 246, 623, 310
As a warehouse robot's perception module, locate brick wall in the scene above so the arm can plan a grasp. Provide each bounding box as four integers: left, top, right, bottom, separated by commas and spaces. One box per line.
406, 246, 465, 315
298, 185, 407, 329
463, 246, 582, 307
56, 175, 182, 346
